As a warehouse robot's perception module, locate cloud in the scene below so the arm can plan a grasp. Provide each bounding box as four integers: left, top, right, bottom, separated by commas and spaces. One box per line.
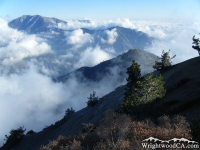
74, 45, 113, 68
101, 28, 118, 44
53, 18, 135, 30
0, 63, 68, 145
0, 60, 127, 146
53, 18, 200, 64
144, 21, 200, 63
65, 29, 93, 48
0, 18, 52, 65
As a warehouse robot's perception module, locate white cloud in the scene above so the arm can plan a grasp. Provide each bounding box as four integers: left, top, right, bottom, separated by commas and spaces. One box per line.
0, 18, 52, 65
0, 61, 126, 146
75, 45, 113, 68
48, 18, 200, 63
144, 21, 200, 63
54, 18, 134, 30
101, 28, 118, 44
65, 29, 93, 48
60, 52, 74, 59
0, 63, 67, 145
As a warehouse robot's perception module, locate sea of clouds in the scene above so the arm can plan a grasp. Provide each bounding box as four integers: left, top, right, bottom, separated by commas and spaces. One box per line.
0, 17, 200, 146
56, 18, 200, 63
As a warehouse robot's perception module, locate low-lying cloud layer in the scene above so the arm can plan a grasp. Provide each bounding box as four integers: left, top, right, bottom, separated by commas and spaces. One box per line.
0, 62, 126, 146
0, 19, 52, 65
74, 45, 113, 68
0, 17, 200, 146
144, 21, 200, 63
0, 63, 66, 145
65, 29, 93, 48
101, 28, 118, 44
54, 18, 200, 63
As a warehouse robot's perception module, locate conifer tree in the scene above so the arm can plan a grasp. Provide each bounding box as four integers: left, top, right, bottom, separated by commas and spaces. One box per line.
87, 91, 99, 106
135, 73, 166, 105
125, 60, 141, 96
153, 50, 176, 71
2, 126, 26, 149
123, 60, 141, 107
123, 60, 166, 108
192, 35, 200, 55
64, 107, 75, 117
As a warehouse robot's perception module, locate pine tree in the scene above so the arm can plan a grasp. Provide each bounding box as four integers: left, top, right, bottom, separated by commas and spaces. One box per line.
192, 35, 200, 55
64, 107, 75, 117
2, 126, 26, 149
153, 50, 176, 71
123, 60, 141, 108
125, 60, 141, 96
123, 59, 166, 108
86, 91, 99, 106
135, 73, 166, 105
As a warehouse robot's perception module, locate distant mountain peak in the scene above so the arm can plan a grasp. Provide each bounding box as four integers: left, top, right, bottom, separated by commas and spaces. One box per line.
8, 15, 67, 33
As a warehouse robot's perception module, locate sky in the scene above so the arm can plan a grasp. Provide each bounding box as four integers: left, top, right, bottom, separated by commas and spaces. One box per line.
0, 0, 200, 20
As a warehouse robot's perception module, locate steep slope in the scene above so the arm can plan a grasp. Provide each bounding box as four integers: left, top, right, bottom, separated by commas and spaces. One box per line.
57, 49, 158, 82
10, 56, 200, 150
126, 56, 200, 122
10, 84, 126, 150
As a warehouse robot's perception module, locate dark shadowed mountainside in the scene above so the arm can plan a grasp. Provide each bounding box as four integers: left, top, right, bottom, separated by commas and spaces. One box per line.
8, 56, 200, 150
56, 49, 158, 82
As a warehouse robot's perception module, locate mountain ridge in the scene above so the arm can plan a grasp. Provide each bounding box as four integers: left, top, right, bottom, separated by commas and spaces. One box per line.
8, 15, 67, 33
7, 56, 200, 150
7, 15, 155, 76
56, 49, 158, 82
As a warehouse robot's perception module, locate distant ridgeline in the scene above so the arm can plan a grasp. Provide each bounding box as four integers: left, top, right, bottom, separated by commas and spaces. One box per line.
56, 49, 158, 83
7, 15, 155, 76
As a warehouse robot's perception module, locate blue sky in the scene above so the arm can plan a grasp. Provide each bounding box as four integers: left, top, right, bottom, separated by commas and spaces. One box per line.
0, 0, 200, 20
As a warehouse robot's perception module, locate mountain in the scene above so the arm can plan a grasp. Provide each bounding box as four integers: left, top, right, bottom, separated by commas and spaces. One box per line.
6, 15, 155, 76
8, 15, 67, 33
56, 49, 158, 82
7, 56, 200, 150
8, 15, 154, 53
